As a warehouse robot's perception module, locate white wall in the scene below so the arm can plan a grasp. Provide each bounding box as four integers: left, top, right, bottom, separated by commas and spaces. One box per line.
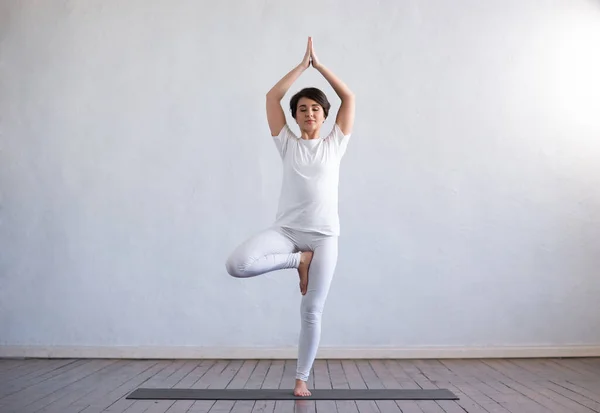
2, 0, 600, 358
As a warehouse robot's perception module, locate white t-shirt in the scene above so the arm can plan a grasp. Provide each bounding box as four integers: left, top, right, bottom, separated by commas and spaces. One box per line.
272, 123, 351, 236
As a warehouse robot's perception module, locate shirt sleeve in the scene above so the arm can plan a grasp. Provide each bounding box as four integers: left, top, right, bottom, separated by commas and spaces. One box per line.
272, 124, 296, 158
330, 123, 352, 158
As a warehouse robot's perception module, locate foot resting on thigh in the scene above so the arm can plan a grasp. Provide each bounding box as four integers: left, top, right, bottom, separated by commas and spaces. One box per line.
298, 251, 313, 295
294, 379, 311, 397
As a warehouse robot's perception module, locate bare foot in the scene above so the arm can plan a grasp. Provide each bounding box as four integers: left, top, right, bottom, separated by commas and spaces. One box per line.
298, 251, 313, 295
294, 379, 311, 397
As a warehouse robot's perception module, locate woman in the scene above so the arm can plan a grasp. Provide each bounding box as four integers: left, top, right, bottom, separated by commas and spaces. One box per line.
225, 37, 355, 397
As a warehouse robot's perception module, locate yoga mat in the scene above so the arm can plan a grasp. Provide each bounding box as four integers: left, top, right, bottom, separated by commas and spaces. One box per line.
126, 388, 458, 400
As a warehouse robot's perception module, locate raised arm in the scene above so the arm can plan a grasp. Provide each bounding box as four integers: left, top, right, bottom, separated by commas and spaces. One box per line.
265, 39, 312, 136
310, 42, 355, 135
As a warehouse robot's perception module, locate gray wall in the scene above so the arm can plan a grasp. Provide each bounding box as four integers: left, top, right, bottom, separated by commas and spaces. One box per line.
2, 0, 600, 357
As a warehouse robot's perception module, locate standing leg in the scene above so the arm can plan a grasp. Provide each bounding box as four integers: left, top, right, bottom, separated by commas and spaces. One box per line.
294, 236, 339, 396
225, 227, 300, 278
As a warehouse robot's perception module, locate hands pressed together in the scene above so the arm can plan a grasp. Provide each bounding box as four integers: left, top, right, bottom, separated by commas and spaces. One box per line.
301, 37, 322, 70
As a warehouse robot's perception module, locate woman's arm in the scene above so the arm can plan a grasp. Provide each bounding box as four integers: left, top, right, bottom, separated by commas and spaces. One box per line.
265, 39, 312, 136
311, 43, 355, 135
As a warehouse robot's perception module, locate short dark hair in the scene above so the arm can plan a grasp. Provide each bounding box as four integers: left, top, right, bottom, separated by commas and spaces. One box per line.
290, 87, 331, 119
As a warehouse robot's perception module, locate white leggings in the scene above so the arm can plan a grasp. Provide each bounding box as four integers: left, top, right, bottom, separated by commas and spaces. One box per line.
225, 226, 338, 381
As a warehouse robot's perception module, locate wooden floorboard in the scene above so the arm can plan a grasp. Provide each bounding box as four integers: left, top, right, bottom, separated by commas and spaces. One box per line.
0, 358, 599, 413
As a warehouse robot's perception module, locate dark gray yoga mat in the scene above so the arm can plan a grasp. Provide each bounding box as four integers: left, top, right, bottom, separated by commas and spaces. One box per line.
126, 388, 458, 400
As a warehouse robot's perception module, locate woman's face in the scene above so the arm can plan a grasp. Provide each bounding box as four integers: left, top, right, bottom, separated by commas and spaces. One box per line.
295, 97, 325, 133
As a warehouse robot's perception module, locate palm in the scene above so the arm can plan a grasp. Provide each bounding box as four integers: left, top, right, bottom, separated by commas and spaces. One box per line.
301, 37, 321, 69
310, 41, 320, 68
301, 38, 312, 68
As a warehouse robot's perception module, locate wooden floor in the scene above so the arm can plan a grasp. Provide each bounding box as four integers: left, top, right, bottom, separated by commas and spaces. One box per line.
1, 358, 600, 413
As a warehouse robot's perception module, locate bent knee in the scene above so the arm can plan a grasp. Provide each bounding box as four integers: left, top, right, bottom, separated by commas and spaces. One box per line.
225, 254, 248, 278
225, 256, 242, 277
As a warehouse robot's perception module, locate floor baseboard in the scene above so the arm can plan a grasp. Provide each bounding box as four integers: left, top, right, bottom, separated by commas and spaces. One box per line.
2, 345, 599, 359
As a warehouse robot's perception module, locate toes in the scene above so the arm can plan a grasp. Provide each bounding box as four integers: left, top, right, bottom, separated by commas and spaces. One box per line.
299, 280, 307, 295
